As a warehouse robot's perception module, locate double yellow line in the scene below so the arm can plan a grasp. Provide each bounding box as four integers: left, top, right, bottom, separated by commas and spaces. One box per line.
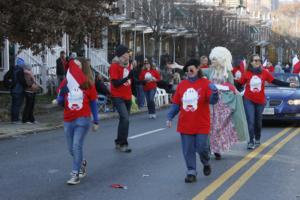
193, 127, 300, 200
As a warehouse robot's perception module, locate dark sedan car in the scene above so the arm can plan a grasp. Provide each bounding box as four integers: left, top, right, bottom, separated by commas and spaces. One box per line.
263, 73, 300, 121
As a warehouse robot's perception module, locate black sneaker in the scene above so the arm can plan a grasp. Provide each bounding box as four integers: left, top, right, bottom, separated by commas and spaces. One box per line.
185, 174, 197, 183
214, 153, 222, 160
67, 173, 80, 185
118, 145, 132, 153
247, 142, 255, 150
203, 165, 211, 176
79, 160, 87, 178
255, 140, 261, 147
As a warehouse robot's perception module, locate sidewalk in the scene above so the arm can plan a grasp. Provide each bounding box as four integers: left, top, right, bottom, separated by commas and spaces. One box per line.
0, 105, 169, 139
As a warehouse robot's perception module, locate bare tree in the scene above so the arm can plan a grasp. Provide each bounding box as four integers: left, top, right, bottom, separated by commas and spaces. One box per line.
128, 0, 175, 64
184, 4, 253, 59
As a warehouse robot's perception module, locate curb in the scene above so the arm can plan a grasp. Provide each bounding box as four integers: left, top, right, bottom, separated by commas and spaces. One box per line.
0, 105, 170, 140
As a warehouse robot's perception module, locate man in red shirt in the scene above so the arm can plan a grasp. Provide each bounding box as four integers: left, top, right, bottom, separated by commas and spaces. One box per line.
109, 45, 133, 153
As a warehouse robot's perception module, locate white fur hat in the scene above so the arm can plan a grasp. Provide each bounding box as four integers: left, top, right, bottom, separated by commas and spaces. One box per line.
209, 47, 233, 77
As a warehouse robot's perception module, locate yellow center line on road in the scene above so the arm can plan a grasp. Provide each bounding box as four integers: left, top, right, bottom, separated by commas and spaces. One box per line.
218, 128, 300, 200
193, 127, 293, 200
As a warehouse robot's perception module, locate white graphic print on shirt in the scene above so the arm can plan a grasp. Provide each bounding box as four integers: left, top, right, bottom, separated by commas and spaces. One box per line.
235, 70, 242, 79
123, 68, 129, 78
250, 75, 262, 93
182, 88, 199, 112
66, 71, 83, 111
144, 72, 152, 80
67, 88, 83, 110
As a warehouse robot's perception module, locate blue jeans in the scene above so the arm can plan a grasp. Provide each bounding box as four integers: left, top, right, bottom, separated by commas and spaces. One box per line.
112, 97, 131, 146
64, 117, 90, 173
135, 85, 145, 108
243, 98, 265, 143
181, 134, 210, 176
144, 88, 156, 114
11, 93, 24, 122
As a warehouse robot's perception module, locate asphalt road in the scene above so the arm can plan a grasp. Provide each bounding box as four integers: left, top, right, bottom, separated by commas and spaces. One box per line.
0, 109, 299, 200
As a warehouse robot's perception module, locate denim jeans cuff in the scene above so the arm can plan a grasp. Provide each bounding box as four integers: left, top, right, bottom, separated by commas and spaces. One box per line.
186, 169, 197, 176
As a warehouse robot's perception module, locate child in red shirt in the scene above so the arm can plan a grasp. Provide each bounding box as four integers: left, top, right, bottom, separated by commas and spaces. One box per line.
56, 59, 99, 185
139, 59, 161, 119
166, 59, 218, 183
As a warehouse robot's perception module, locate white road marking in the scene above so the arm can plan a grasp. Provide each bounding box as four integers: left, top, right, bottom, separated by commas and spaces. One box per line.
128, 128, 166, 139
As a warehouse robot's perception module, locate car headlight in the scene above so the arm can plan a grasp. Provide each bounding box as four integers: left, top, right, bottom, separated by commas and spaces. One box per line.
288, 99, 300, 105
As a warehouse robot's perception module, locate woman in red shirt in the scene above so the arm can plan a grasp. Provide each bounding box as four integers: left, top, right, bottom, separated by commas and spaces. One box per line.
139, 59, 161, 119
200, 55, 209, 69
166, 59, 218, 183
240, 54, 296, 150
56, 59, 99, 185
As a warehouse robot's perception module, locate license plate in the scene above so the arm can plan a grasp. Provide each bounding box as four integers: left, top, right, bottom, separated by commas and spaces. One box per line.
263, 107, 274, 115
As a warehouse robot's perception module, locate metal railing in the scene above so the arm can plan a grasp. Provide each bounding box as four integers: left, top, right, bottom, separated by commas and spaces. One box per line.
17, 46, 65, 93
89, 49, 110, 79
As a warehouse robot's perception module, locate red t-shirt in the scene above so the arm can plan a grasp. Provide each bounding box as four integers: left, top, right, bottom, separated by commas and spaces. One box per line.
200, 65, 209, 69
264, 66, 275, 73
232, 66, 244, 82
172, 78, 212, 134
63, 85, 98, 122
293, 62, 300, 74
139, 69, 161, 91
109, 63, 132, 100
240, 70, 274, 104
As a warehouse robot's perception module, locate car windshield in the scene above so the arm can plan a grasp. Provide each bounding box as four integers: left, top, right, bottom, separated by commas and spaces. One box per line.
265, 73, 300, 87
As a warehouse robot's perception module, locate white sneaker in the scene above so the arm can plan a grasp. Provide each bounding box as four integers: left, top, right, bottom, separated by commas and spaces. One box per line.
79, 160, 87, 178
67, 173, 80, 185
152, 114, 156, 119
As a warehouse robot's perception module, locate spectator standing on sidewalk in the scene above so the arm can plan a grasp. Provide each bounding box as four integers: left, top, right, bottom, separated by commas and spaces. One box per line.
139, 58, 161, 119
95, 73, 110, 96
22, 64, 40, 124
56, 51, 67, 87
10, 58, 26, 123
109, 45, 133, 153
131, 59, 146, 109
166, 59, 219, 183
200, 56, 209, 69
56, 59, 99, 185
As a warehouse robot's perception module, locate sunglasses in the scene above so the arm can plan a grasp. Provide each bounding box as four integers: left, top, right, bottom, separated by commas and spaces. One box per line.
188, 69, 195, 73
253, 59, 261, 62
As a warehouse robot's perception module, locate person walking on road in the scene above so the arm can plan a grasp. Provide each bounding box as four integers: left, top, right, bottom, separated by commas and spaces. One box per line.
56, 59, 99, 185
202, 47, 249, 160
166, 59, 219, 183
239, 54, 297, 150
109, 45, 133, 153
139, 58, 161, 119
